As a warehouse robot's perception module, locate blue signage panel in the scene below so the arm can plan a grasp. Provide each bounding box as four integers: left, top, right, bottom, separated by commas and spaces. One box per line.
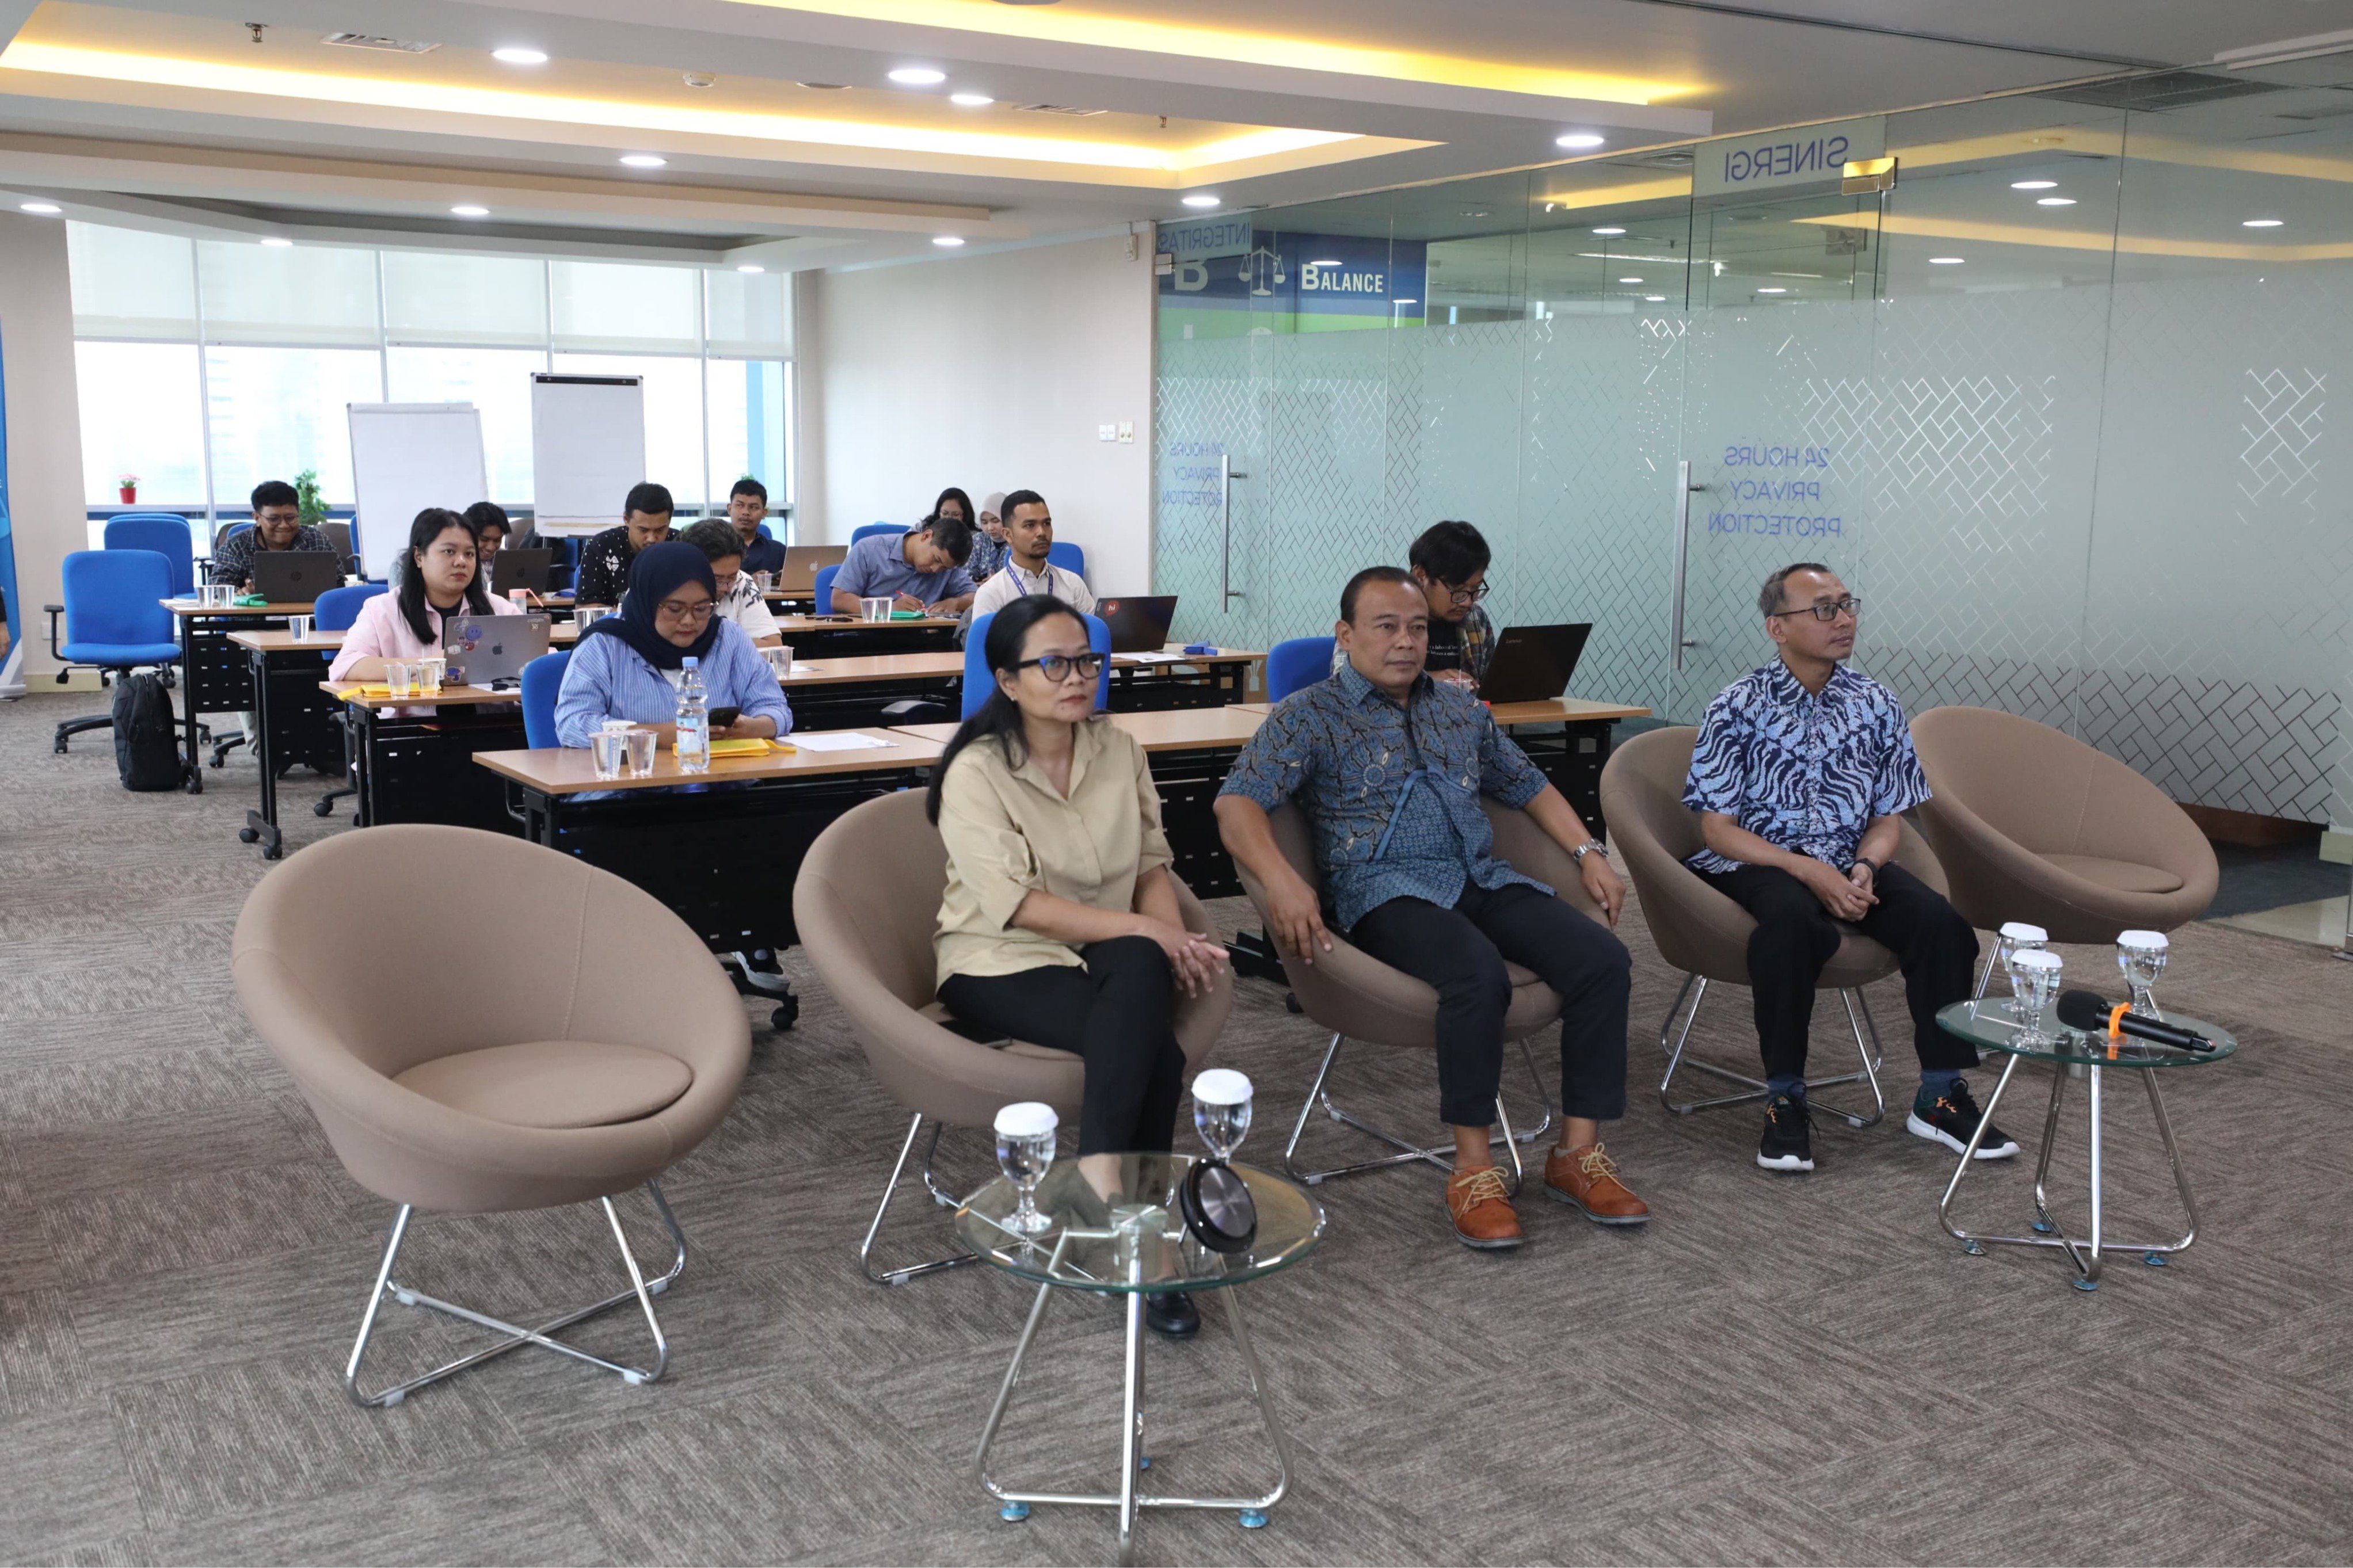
1159, 231, 1427, 325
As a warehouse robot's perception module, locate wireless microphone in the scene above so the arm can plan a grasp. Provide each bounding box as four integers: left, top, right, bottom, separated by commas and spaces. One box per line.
2054, 989, 2214, 1053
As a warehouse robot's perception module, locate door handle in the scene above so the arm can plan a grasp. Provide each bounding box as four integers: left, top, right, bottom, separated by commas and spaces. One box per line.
1669, 460, 1705, 672
1220, 455, 1248, 608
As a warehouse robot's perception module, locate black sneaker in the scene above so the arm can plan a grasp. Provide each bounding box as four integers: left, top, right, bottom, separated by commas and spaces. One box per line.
1907, 1078, 2021, 1159
1145, 1291, 1200, 1338
1757, 1094, 1815, 1172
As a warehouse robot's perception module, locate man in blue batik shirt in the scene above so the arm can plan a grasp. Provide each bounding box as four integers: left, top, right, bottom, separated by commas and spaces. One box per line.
1217, 567, 1647, 1252
1684, 562, 2016, 1175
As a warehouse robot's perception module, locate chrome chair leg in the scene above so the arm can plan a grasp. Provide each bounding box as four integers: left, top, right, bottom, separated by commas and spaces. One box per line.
861, 1112, 979, 1286
1658, 975, 1886, 1127
345, 1180, 686, 1407
1282, 1031, 1552, 1188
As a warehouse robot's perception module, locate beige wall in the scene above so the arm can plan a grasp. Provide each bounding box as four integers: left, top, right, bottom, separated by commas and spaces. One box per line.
804, 232, 1155, 594
0, 211, 83, 684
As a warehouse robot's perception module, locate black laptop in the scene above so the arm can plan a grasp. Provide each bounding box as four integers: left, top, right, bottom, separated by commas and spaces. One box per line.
248, 550, 343, 602
490, 548, 555, 596
1476, 623, 1593, 703
1095, 595, 1179, 654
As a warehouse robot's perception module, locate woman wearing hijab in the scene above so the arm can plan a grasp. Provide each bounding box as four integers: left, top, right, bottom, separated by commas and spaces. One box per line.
967, 489, 1010, 582
554, 540, 794, 748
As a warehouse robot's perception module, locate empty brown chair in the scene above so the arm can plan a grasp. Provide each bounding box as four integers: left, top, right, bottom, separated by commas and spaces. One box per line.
1601, 727, 1950, 1128
1909, 707, 2218, 952
793, 788, 1232, 1284
1232, 798, 1600, 1187
232, 824, 749, 1406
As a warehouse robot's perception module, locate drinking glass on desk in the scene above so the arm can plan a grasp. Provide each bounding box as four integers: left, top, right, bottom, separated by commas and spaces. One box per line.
414, 655, 446, 696
623, 728, 656, 777
762, 645, 795, 682
2116, 930, 2169, 1018
1996, 922, 2049, 1018
752, 570, 773, 592
994, 1102, 1059, 1237
577, 606, 608, 630
287, 615, 312, 641
2010, 950, 2063, 1045
861, 597, 891, 624
384, 661, 416, 699
591, 728, 629, 780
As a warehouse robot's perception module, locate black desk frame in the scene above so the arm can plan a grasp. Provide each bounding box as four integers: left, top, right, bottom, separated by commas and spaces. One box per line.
341, 700, 533, 838
172, 611, 272, 795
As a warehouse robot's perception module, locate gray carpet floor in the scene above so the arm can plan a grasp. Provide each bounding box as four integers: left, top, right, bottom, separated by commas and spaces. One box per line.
3, 690, 2350, 1566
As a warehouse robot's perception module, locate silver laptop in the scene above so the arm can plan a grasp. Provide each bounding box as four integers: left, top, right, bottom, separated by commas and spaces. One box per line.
442, 612, 551, 688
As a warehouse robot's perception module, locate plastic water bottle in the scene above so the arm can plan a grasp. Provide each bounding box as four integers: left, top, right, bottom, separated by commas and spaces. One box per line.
675, 657, 710, 773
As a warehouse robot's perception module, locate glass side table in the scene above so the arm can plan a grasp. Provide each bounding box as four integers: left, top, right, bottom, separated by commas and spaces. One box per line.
955, 1153, 1326, 1565
1933, 998, 2236, 1291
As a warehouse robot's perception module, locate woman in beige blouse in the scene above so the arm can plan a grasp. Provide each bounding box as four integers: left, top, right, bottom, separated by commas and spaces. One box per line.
931, 597, 1228, 1331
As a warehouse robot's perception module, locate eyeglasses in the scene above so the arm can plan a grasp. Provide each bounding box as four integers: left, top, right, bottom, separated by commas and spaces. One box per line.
657, 598, 718, 620
1440, 580, 1489, 606
1016, 652, 1106, 682
1770, 596, 1860, 623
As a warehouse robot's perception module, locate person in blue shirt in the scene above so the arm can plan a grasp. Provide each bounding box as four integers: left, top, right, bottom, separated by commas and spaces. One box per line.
727, 478, 787, 579
1215, 567, 1645, 1252
556, 541, 793, 749
1684, 561, 2013, 1176
829, 514, 977, 617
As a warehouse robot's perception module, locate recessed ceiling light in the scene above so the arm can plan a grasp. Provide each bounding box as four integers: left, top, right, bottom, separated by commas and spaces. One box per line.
2243, 218, 2283, 228
451, 204, 490, 218
1757, 287, 1787, 293
932, 235, 966, 247
888, 66, 946, 85
1644, 295, 1666, 302
1619, 276, 1643, 283
1556, 133, 1605, 149
950, 92, 994, 106
491, 47, 547, 64
1181, 194, 1220, 208
260, 236, 293, 247
736, 264, 764, 273
1592, 226, 1625, 235
619, 154, 667, 168
17, 201, 60, 215
2036, 197, 2076, 206
2010, 180, 2057, 190
1928, 256, 1965, 264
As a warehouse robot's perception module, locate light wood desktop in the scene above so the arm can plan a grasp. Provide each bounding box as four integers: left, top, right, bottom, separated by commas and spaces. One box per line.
780, 652, 965, 686
321, 681, 529, 709
232, 623, 580, 654
889, 705, 1269, 754
164, 597, 316, 618
1229, 696, 1650, 725
474, 728, 949, 796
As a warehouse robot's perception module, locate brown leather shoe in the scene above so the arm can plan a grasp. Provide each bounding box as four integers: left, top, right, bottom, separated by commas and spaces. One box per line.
1445, 1165, 1523, 1250
1545, 1141, 1650, 1226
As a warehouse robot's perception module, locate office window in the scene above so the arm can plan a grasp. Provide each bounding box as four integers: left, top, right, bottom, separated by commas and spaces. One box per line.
383, 251, 547, 346
75, 341, 205, 505
707, 359, 790, 512
197, 241, 380, 347
551, 261, 698, 352
204, 347, 385, 505
385, 347, 543, 503
706, 269, 791, 357
67, 224, 196, 340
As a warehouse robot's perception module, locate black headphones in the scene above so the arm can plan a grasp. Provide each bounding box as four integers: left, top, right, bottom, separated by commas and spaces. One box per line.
1179, 1159, 1258, 1254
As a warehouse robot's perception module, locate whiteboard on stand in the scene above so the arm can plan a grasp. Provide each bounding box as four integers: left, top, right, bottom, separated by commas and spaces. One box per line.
347, 403, 488, 585
531, 373, 645, 533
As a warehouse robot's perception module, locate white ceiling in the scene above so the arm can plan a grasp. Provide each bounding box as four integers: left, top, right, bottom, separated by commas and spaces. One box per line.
0, 0, 2348, 269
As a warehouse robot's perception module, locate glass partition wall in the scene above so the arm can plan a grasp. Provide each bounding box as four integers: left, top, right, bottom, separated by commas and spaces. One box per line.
1156, 82, 2353, 833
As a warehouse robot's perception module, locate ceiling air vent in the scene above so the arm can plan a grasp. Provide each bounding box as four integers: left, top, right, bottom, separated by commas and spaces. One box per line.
2037, 70, 2274, 111
321, 32, 441, 54
1019, 103, 1106, 116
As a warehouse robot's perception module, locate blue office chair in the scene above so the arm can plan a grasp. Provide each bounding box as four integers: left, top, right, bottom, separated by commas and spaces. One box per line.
1046, 541, 1087, 582
45, 550, 184, 756
105, 514, 197, 600
961, 610, 1111, 720
850, 523, 905, 545
757, 522, 776, 541
1266, 636, 1337, 702
521, 650, 570, 749
307, 583, 391, 819
813, 563, 842, 613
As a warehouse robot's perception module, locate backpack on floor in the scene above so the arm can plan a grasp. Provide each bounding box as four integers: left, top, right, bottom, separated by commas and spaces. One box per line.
112, 673, 183, 792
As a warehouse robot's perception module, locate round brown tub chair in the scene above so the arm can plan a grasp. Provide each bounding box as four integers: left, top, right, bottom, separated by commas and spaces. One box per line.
1600, 726, 1951, 1130
793, 787, 1232, 1285
231, 824, 750, 1406
1909, 707, 2218, 970
1232, 798, 1606, 1189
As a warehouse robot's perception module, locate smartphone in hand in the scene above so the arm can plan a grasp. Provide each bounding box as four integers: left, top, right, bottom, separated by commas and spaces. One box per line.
707, 706, 741, 730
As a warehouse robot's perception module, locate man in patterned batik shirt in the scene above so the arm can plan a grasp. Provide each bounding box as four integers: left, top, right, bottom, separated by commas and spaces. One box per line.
1217, 567, 1646, 1252
1683, 561, 2016, 1175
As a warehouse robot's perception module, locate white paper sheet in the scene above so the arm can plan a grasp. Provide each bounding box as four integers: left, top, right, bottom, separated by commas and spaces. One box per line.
789, 731, 896, 751
1123, 651, 1193, 663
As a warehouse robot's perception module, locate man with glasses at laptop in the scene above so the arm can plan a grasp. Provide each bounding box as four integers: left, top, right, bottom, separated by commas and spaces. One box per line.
208, 480, 335, 589
970, 490, 1095, 617
1219, 567, 1647, 1252
1684, 562, 2014, 1176
1332, 520, 1494, 691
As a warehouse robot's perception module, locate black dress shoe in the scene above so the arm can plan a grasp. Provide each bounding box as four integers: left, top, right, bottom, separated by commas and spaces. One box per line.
1145, 1291, 1199, 1338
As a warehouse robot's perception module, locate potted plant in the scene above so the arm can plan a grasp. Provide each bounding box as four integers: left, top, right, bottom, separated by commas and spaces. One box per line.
117, 472, 139, 504
294, 469, 326, 530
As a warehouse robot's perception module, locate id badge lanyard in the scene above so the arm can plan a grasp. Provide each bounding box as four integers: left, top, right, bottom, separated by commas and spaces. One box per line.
1368, 715, 1475, 862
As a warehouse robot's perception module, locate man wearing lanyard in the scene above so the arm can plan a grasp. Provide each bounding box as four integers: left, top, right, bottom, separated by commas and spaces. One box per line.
1215, 567, 1645, 1251
969, 491, 1095, 617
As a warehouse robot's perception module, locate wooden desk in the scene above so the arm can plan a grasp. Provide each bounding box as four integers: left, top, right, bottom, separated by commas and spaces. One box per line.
321, 681, 532, 842
161, 598, 318, 793
1108, 646, 1263, 711
474, 732, 947, 995
1489, 697, 1652, 727
779, 651, 965, 730
783, 652, 965, 686
215, 628, 345, 856
889, 705, 1269, 755
771, 613, 960, 658
230, 623, 580, 653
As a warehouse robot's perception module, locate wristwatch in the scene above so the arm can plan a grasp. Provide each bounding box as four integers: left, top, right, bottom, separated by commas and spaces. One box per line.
1850, 856, 1880, 878
1568, 841, 1603, 867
